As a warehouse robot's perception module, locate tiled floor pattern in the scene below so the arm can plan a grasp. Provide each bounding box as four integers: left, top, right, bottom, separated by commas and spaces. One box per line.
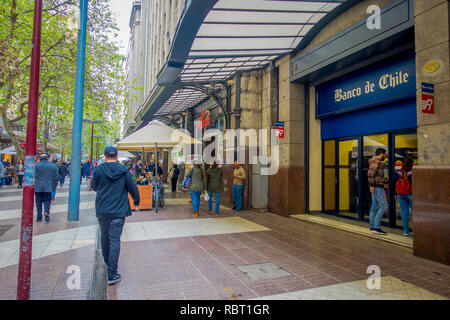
0, 200, 95, 221
254, 276, 447, 300
292, 214, 413, 248
121, 217, 270, 242
0, 190, 92, 203
2, 181, 450, 300
0, 180, 97, 299
108, 200, 450, 300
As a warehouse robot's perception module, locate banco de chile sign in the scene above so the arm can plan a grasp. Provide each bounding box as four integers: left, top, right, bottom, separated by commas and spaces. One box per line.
316, 54, 416, 118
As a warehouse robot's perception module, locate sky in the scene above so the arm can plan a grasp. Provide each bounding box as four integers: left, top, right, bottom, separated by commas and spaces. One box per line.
108, 0, 134, 56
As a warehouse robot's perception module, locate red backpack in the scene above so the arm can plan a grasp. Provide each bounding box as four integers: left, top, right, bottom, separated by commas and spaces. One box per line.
396, 171, 412, 195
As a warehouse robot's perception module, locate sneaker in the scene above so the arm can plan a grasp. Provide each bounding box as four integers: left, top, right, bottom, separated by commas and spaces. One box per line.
44, 212, 50, 222
207, 211, 213, 215
373, 228, 387, 235
370, 228, 375, 233
402, 233, 409, 236
36, 218, 42, 222
108, 274, 122, 285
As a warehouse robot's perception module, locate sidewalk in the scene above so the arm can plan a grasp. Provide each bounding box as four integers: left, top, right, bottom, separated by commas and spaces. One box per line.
107, 189, 450, 300
0, 180, 97, 300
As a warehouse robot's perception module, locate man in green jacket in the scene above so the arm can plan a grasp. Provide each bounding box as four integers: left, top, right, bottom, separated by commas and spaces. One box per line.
206, 162, 223, 215
187, 163, 207, 217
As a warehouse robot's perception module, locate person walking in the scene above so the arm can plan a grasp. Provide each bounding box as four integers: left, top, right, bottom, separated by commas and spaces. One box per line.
0, 161, 5, 188
232, 160, 246, 212
91, 146, 140, 285
51, 159, 61, 201
83, 160, 91, 180
35, 154, 59, 222
206, 162, 223, 215
395, 157, 414, 236
170, 164, 180, 192
59, 162, 68, 189
186, 162, 207, 217
368, 148, 388, 235
15, 159, 25, 188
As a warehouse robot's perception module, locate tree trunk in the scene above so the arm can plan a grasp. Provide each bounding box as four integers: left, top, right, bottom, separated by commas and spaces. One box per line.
2, 86, 24, 161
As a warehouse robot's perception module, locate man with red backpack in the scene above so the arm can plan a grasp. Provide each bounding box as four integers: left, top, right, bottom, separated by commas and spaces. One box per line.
395, 157, 414, 236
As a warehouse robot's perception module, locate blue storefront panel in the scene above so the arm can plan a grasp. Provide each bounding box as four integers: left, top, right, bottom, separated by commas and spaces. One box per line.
321, 99, 417, 140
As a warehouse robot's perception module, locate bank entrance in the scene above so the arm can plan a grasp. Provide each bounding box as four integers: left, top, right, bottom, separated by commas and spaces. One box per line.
323, 130, 417, 229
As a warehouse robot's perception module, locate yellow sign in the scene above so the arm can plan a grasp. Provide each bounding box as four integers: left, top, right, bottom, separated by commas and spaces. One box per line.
424, 61, 440, 73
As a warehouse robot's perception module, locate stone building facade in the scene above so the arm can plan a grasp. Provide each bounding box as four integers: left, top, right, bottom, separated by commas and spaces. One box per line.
125, 0, 449, 265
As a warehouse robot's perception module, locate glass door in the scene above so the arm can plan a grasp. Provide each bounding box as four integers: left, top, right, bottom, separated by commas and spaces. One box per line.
323, 140, 336, 212
362, 134, 389, 224
392, 133, 417, 230
337, 139, 359, 219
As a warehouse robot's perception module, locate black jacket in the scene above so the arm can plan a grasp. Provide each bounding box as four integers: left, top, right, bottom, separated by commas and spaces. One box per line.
91, 162, 140, 219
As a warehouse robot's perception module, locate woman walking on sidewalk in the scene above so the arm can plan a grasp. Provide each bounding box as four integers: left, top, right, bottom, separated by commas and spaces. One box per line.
15, 159, 24, 188
206, 162, 223, 215
186, 162, 207, 217
59, 162, 68, 189
395, 157, 414, 236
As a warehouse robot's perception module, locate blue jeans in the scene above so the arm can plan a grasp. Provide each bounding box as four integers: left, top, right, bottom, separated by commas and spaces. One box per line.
35, 192, 52, 220
232, 185, 244, 211
0, 177, 5, 186
208, 192, 220, 214
60, 176, 66, 186
190, 190, 202, 213
370, 187, 387, 229
98, 217, 125, 280
398, 195, 412, 234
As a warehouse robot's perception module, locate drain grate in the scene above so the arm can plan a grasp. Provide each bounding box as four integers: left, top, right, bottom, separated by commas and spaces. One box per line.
0, 225, 14, 236
237, 262, 292, 281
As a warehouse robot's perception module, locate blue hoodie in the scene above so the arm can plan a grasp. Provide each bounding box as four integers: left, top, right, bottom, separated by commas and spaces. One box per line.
91, 162, 140, 218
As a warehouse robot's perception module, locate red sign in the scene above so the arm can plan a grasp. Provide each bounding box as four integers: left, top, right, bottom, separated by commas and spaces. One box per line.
421, 82, 435, 114
196, 110, 211, 130
275, 127, 285, 138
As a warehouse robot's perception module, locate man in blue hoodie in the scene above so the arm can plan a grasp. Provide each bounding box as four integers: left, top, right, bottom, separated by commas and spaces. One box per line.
91, 146, 140, 285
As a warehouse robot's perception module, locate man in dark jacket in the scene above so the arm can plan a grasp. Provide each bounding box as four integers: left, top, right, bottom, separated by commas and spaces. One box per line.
91, 146, 140, 285
35, 154, 59, 222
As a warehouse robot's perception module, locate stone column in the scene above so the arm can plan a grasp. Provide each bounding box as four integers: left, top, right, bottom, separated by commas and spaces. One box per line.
267, 55, 305, 217
413, 0, 450, 265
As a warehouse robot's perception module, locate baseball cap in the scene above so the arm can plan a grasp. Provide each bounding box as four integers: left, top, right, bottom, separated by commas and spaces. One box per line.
104, 146, 118, 158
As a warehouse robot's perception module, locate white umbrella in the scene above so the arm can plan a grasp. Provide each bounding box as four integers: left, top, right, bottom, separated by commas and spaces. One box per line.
118, 150, 135, 158
0, 145, 16, 155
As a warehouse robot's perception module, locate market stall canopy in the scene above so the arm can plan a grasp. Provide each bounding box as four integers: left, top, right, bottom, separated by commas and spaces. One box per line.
116, 120, 202, 150
0, 145, 16, 155
118, 150, 136, 158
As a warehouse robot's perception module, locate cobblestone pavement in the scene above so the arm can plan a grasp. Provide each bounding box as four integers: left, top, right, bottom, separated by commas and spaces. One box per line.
107, 191, 450, 300
0, 179, 97, 300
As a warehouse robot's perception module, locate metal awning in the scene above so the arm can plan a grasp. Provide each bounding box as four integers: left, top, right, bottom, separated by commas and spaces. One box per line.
140, 0, 358, 127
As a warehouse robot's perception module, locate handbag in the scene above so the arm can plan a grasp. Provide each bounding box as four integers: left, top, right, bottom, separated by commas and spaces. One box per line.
182, 169, 194, 189
204, 192, 209, 202
168, 168, 174, 179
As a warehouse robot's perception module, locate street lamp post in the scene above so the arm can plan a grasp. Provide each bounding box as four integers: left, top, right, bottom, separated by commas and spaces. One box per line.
83, 119, 102, 178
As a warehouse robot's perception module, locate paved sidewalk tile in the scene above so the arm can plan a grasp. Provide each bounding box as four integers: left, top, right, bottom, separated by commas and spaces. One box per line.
0, 181, 97, 300
105, 197, 450, 300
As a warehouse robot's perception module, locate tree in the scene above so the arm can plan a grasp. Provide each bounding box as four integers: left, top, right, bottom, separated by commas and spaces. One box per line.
0, 0, 125, 161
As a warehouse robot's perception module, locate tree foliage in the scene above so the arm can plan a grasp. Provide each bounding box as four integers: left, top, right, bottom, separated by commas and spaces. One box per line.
0, 0, 125, 160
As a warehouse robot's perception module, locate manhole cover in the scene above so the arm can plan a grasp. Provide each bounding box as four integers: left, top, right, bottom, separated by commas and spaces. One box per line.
237, 262, 292, 281
0, 225, 14, 236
